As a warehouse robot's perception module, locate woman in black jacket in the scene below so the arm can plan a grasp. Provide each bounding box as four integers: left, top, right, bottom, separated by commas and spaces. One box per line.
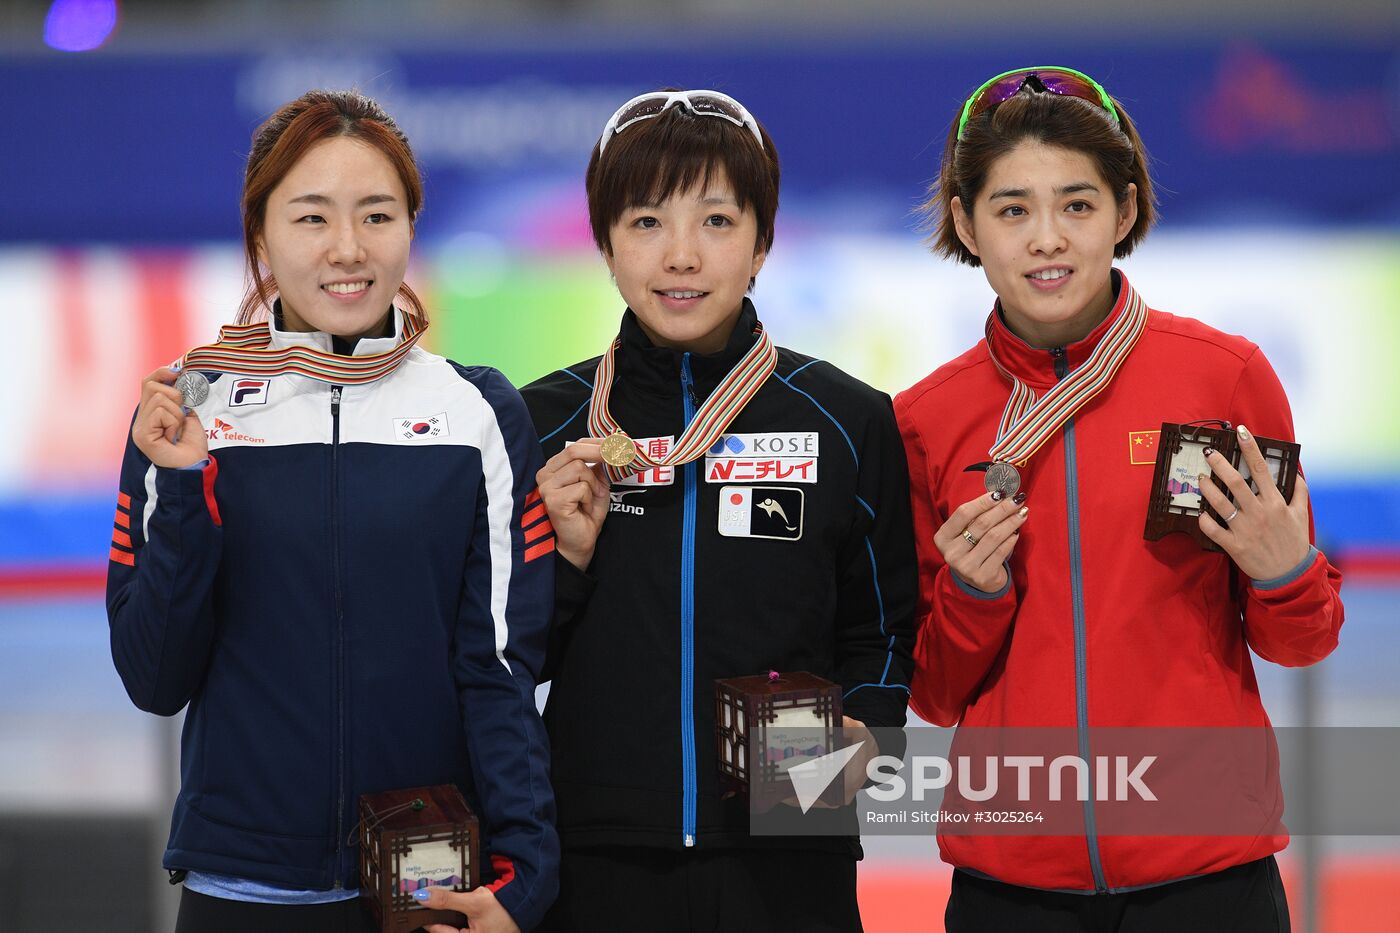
517, 88, 919, 932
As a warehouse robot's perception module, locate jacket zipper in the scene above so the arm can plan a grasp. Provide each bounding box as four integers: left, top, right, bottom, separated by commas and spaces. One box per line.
330, 384, 347, 886
1054, 348, 1108, 893
680, 354, 698, 847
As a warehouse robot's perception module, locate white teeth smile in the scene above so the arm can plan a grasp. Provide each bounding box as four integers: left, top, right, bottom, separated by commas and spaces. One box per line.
1029, 269, 1070, 281
662, 290, 704, 299
325, 281, 370, 295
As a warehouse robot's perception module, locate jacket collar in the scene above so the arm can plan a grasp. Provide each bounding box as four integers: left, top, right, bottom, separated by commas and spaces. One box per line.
985, 270, 1128, 389
268, 301, 405, 357
614, 299, 762, 398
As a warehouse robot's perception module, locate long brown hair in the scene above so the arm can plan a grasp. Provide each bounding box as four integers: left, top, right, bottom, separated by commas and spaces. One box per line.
237, 90, 427, 324
922, 81, 1157, 267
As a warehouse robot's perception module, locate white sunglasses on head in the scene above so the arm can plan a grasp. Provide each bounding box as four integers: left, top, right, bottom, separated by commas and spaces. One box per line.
597, 89, 766, 155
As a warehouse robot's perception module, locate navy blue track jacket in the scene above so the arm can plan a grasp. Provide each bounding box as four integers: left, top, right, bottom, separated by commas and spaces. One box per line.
106, 312, 559, 928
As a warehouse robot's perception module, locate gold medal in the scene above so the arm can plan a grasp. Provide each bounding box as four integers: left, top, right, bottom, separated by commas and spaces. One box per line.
599, 432, 638, 469
585, 320, 778, 482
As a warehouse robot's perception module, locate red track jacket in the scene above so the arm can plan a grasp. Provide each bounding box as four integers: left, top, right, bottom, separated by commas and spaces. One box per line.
893, 272, 1343, 893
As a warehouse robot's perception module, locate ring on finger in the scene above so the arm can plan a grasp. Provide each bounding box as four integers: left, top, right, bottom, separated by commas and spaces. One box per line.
962, 529, 980, 547
1223, 508, 1239, 523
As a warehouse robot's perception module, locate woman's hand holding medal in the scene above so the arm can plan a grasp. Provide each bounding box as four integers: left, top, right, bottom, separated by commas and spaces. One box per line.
1198, 424, 1312, 581
132, 367, 209, 469
936, 492, 1030, 594
536, 439, 613, 571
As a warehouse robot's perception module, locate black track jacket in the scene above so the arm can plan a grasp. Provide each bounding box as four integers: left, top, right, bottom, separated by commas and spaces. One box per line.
521, 302, 916, 851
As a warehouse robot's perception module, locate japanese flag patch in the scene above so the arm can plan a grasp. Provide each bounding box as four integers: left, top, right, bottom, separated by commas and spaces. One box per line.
717, 486, 804, 541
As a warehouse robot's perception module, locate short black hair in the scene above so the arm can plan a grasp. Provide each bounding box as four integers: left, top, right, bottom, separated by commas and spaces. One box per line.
586, 94, 780, 259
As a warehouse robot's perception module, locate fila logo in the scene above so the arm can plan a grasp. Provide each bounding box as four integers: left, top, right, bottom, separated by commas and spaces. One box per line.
395, 414, 450, 441
717, 486, 804, 541
229, 378, 269, 407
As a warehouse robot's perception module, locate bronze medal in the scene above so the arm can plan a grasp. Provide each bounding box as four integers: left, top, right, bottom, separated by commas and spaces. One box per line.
981, 274, 1149, 499
984, 461, 1021, 498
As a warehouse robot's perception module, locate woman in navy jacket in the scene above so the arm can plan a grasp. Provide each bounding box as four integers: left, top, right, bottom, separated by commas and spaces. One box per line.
107, 90, 558, 933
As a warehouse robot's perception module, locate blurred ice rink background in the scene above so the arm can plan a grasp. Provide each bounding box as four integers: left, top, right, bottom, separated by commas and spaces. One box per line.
1, 1, 1397, 930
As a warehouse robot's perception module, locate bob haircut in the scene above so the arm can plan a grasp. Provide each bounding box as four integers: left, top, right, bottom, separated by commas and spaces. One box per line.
238, 89, 427, 324
585, 93, 780, 263
923, 81, 1157, 267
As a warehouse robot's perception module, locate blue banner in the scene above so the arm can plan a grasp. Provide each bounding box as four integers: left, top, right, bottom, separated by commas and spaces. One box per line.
6, 38, 1398, 243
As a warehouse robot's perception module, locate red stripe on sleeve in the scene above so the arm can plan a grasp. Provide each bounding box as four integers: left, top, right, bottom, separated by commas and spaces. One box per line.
114, 508, 130, 529
203, 456, 222, 526
524, 519, 554, 544
112, 530, 131, 549
117, 492, 131, 509
109, 546, 134, 566
524, 489, 542, 507
485, 854, 516, 893
521, 503, 548, 528
524, 538, 556, 563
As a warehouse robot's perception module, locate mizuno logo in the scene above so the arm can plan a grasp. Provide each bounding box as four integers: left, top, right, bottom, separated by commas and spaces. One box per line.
609, 487, 646, 516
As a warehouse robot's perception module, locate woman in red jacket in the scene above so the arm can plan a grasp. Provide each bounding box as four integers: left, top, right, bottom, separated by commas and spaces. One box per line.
894, 66, 1344, 932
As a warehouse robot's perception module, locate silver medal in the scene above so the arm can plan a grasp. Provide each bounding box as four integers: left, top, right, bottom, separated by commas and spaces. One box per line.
175, 370, 210, 408
984, 461, 1021, 498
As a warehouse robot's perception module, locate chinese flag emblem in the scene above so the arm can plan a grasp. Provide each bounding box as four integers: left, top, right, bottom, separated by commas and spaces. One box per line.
1128, 430, 1159, 465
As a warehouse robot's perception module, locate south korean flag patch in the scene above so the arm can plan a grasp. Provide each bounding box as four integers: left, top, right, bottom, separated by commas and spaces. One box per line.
395, 413, 450, 441
717, 486, 804, 541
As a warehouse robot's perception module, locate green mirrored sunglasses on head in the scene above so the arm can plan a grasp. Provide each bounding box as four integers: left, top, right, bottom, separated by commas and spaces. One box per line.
956, 66, 1120, 142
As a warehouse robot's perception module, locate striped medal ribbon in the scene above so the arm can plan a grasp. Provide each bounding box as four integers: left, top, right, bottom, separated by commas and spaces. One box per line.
586, 322, 778, 482
982, 277, 1148, 493
177, 312, 427, 385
